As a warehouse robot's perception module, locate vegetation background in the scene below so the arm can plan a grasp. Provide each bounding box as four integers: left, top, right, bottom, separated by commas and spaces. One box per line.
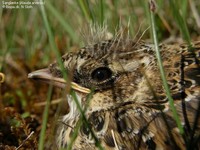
0, 0, 199, 149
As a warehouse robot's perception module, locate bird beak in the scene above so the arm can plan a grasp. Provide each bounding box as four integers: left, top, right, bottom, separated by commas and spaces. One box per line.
28, 68, 91, 94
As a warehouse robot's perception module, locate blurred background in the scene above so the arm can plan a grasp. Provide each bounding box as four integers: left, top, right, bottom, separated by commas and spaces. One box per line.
0, 0, 200, 149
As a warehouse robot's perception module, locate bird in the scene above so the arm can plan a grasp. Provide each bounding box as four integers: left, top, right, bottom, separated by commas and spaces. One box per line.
28, 31, 200, 150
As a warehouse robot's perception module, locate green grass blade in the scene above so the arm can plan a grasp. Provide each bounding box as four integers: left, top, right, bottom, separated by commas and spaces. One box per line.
85, 0, 95, 22
169, 0, 191, 45
69, 90, 104, 150
39, 1, 70, 149
0, 2, 3, 23
66, 119, 82, 150
39, 0, 67, 80
77, 0, 91, 22
38, 85, 53, 150
100, 0, 105, 26
45, 2, 78, 43
149, 1, 184, 134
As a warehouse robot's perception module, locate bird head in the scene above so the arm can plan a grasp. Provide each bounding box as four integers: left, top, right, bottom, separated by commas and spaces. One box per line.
28, 35, 200, 149
28, 39, 156, 112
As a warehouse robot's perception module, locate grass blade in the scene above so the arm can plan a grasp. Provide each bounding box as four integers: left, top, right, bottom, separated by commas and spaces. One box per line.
38, 85, 53, 150
148, 0, 184, 134
45, 2, 78, 43
77, 0, 91, 22
169, 0, 191, 45
39, 0, 68, 80
69, 90, 104, 150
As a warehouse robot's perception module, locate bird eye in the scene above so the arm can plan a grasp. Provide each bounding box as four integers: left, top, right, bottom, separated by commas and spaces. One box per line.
91, 67, 112, 82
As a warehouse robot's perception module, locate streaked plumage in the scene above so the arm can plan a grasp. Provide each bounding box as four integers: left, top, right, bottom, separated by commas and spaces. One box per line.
29, 38, 200, 149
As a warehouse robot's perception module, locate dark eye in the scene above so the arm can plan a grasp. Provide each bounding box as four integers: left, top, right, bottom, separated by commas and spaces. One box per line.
91, 67, 112, 82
